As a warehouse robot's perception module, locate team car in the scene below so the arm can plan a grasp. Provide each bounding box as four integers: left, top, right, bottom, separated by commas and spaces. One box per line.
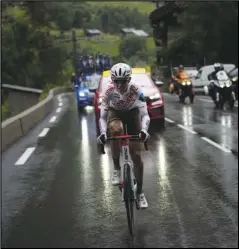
74, 74, 101, 110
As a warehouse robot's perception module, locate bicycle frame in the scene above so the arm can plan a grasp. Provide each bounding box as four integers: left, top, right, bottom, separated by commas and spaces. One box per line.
120, 138, 137, 202
100, 132, 148, 236
100, 134, 148, 201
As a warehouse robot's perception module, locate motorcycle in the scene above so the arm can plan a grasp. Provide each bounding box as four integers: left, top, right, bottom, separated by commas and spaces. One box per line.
178, 77, 195, 104
169, 72, 195, 103
204, 70, 236, 110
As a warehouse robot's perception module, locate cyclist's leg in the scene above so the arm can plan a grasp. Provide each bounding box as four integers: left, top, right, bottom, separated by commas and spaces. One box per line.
126, 108, 148, 208
108, 109, 124, 185
125, 110, 144, 188
130, 143, 144, 195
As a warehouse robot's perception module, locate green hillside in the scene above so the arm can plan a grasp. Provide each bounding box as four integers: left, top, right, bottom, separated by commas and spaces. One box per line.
62, 33, 155, 57
87, 1, 155, 14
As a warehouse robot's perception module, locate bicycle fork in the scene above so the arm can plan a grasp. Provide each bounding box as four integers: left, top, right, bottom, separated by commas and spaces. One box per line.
120, 143, 137, 202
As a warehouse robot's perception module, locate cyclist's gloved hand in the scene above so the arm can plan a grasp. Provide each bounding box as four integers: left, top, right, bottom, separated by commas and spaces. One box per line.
97, 132, 107, 145
139, 129, 150, 142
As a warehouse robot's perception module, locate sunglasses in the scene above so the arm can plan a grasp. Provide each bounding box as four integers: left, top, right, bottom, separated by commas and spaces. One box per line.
113, 78, 130, 84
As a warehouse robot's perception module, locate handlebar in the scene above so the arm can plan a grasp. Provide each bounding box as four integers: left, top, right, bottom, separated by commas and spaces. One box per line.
100, 134, 148, 154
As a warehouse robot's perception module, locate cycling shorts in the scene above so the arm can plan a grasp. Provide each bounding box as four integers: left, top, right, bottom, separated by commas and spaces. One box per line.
107, 107, 141, 135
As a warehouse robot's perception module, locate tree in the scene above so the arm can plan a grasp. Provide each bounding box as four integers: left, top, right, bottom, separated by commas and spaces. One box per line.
2, 5, 69, 89
119, 36, 147, 59
165, 2, 238, 66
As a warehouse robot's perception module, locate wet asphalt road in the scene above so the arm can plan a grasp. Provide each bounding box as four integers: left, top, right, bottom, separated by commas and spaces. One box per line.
1, 93, 238, 248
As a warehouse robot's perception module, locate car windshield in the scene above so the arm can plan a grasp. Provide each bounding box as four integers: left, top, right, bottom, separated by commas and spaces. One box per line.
131, 74, 154, 88
228, 67, 238, 78
100, 73, 154, 93
185, 70, 198, 78
84, 75, 101, 89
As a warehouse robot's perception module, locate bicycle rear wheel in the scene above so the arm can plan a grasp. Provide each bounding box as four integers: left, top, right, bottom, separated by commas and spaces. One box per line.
123, 162, 135, 236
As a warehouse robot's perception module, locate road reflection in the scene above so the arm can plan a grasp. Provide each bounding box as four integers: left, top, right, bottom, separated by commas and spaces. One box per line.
221, 115, 232, 128
100, 149, 114, 210
182, 106, 193, 126
80, 117, 92, 186
209, 109, 235, 129
157, 138, 167, 182
156, 138, 170, 206
220, 115, 232, 149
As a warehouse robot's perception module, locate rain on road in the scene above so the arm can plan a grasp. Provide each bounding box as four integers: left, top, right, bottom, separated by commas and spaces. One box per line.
2, 93, 238, 248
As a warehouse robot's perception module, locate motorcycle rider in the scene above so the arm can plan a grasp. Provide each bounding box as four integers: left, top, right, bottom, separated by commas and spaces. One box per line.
170, 64, 185, 94
97, 63, 150, 209
207, 63, 229, 102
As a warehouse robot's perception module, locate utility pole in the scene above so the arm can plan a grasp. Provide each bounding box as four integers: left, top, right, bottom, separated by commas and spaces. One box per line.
161, 21, 168, 50
72, 30, 77, 72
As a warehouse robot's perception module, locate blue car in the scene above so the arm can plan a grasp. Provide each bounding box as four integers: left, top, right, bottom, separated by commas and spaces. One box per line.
75, 83, 94, 109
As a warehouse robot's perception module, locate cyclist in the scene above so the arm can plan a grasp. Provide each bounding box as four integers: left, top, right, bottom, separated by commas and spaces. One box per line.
97, 63, 150, 209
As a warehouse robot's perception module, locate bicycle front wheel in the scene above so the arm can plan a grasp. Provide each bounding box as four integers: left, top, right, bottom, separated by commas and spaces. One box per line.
123, 162, 135, 236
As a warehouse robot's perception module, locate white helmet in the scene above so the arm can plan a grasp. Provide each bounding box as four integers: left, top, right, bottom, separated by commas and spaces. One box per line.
110, 63, 132, 81
213, 63, 222, 71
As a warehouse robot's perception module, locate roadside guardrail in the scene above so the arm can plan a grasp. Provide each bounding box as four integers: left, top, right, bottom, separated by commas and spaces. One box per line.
1, 86, 73, 153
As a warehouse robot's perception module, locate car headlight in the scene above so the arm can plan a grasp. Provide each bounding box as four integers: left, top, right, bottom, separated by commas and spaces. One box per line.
182, 81, 186, 86
232, 77, 238, 82
79, 91, 85, 97
149, 93, 160, 100
186, 80, 191, 85
151, 99, 163, 107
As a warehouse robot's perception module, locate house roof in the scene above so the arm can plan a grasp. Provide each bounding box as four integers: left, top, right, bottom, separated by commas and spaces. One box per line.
121, 28, 149, 37
85, 29, 102, 35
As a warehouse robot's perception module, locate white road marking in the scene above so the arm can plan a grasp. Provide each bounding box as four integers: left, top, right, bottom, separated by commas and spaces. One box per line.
15, 147, 36, 165
38, 128, 50, 137
49, 116, 57, 123
56, 107, 61, 113
165, 118, 175, 123
177, 124, 197, 134
201, 137, 231, 153
58, 102, 63, 107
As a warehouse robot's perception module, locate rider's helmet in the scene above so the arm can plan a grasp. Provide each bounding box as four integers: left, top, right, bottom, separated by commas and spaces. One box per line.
213, 63, 221, 72
220, 63, 224, 70
178, 64, 184, 71
110, 63, 132, 94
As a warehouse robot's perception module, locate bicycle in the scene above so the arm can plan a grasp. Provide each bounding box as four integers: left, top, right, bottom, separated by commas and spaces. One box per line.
100, 127, 148, 237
